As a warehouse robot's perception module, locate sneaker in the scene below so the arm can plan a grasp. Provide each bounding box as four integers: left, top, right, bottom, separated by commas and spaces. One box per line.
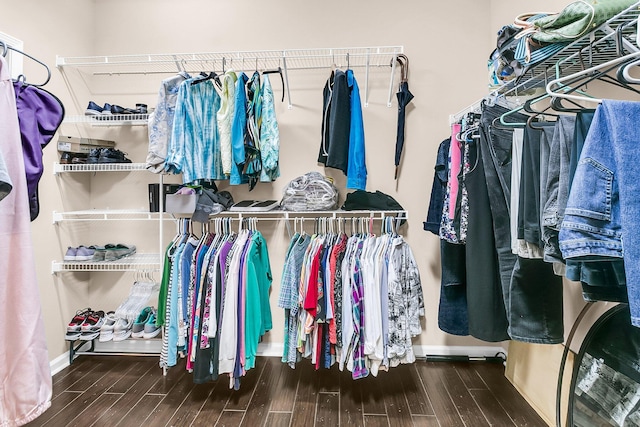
131, 307, 153, 338
65, 308, 93, 341
90, 245, 107, 261
104, 244, 136, 261
101, 103, 113, 116
99, 311, 117, 342
64, 246, 78, 261
113, 317, 133, 341
85, 101, 105, 116
71, 153, 88, 164
60, 152, 73, 164
142, 311, 161, 339
86, 148, 103, 164
75, 245, 95, 261
80, 310, 105, 340
97, 148, 132, 164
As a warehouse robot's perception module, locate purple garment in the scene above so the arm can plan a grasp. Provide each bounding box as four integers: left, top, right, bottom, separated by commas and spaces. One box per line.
351, 241, 368, 379
13, 82, 64, 220
201, 239, 234, 349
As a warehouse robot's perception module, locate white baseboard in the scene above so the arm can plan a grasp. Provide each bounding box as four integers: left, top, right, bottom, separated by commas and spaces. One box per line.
50, 343, 509, 375
50, 351, 71, 376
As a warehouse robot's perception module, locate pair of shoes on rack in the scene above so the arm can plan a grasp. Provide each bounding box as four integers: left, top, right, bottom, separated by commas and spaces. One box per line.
79, 310, 108, 341
110, 103, 148, 115
85, 101, 113, 116
83, 244, 136, 261
64, 245, 96, 262
85, 101, 148, 117
65, 307, 93, 340
86, 148, 132, 164
60, 152, 88, 164
131, 306, 161, 339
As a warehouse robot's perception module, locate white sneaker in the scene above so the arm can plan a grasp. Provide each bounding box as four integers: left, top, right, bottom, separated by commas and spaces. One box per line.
112, 317, 133, 342
98, 311, 117, 342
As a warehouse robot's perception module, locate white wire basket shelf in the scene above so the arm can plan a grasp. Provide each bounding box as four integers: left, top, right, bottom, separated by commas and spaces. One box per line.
56, 46, 404, 74
56, 46, 404, 108
63, 114, 149, 126
53, 162, 149, 174
52, 253, 161, 273
52, 209, 165, 223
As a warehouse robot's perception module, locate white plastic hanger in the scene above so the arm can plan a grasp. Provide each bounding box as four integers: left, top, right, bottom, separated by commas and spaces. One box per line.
546, 50, 640, 104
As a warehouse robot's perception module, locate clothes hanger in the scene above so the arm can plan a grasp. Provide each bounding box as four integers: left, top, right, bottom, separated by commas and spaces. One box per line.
0, 40, 51, 87
261, 65, 285, 102
546, 49, 640, 104
495, 103, 529, 128
617, 56, 640, 84
521, 94, 563, 129
548, 63, 638, 112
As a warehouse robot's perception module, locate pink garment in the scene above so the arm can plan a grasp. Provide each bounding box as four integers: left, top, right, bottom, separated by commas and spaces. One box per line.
448, 123, 462, 220
0, 56, 51, 425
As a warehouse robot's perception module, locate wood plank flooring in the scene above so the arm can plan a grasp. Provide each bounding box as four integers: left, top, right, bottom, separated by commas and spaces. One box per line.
26, 356, 549, 427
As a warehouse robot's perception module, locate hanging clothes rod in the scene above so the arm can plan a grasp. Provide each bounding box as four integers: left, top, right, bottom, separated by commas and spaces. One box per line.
57, 46, 404, 109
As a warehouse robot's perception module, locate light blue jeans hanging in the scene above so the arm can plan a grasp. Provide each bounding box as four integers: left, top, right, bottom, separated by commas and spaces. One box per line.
559, 100, 640, 327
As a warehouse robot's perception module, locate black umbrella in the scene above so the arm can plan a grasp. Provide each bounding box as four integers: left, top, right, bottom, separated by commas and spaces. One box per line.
394, 54, 413, 179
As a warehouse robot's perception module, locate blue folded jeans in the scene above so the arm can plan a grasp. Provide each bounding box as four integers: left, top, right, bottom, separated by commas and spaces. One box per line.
560, 100, 640, 327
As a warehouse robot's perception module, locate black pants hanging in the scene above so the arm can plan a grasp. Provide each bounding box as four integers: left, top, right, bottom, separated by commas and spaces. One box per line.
465, 137, 509, 342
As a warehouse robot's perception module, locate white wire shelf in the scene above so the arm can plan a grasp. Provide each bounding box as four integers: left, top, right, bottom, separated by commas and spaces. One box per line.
171, 209, 408, 219
451, 2, 640, 123
53, 209, 165, 223
52, 253, 161, 273
56, 46, 403, 74
57, 46, 405, 108
53, 162, 149, 174
63, 114, 149, 126
493, 2, 640, 98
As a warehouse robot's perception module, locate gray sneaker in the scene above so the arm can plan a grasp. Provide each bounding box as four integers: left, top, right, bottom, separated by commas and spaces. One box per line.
104, 244, 136, 261
90, 245, 107, 261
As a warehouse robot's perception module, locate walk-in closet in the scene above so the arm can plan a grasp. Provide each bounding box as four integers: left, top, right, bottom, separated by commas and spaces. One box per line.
2, 1, 640, 426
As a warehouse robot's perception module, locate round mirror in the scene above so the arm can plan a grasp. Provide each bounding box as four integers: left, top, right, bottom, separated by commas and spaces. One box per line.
569, 304, 640, 426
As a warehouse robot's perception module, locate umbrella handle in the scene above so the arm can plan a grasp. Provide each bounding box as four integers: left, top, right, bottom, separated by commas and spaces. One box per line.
390, 54, 409, 83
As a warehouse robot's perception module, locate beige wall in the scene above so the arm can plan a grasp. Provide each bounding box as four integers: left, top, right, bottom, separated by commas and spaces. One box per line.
2, 1, 601, 423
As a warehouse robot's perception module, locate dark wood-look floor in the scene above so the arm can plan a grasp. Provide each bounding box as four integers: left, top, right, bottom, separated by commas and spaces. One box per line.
26, 356, 549, 427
